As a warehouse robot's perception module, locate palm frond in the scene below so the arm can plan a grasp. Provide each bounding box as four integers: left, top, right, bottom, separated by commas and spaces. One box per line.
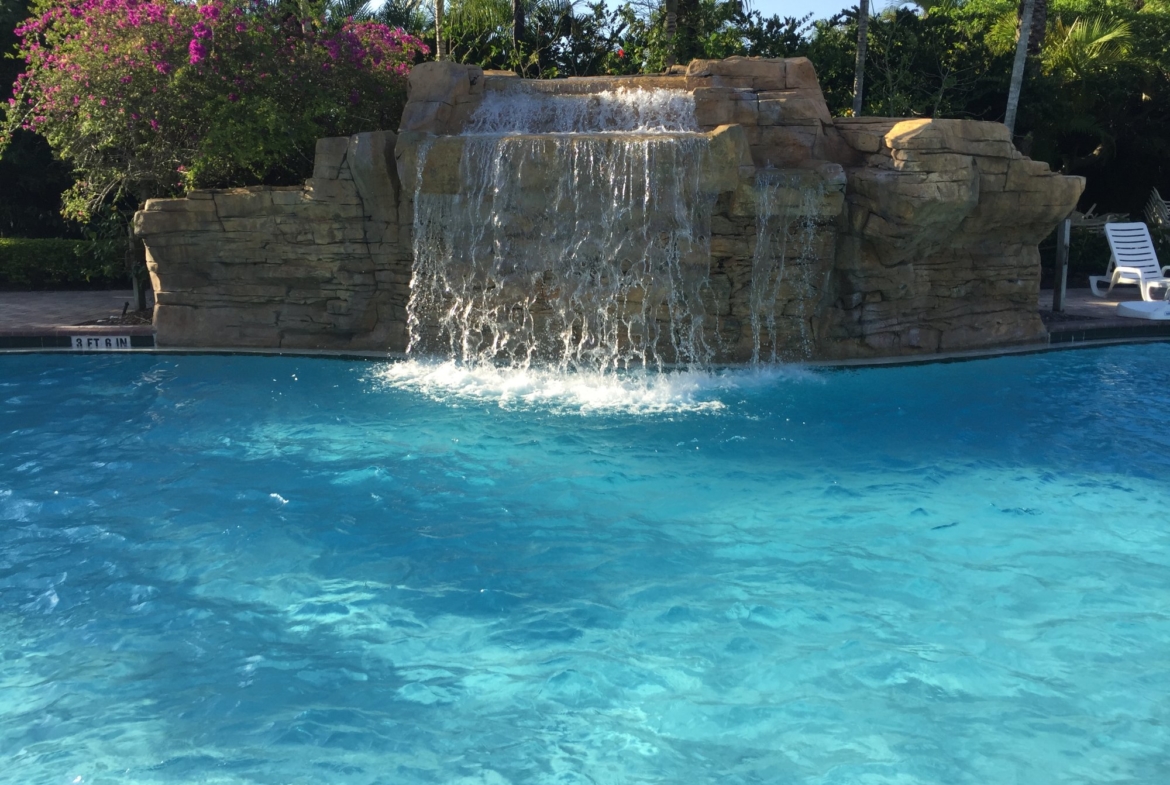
1044, 15, 1132, 79
328, 0, 376, 22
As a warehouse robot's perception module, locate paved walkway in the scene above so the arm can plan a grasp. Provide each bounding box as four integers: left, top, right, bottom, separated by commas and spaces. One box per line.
1040, 287, 1170, 343
1040, 286, 1151, 324
0, 290, 154, 335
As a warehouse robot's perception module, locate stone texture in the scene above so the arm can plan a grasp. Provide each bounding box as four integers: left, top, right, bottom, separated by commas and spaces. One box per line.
136, 131, 410, 350
399, 62, 485, 135
819, 117, 1085, 358
138, 57, 1084, 361
312, 137, 350, 180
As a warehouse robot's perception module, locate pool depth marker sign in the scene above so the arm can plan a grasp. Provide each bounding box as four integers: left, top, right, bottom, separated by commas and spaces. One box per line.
71, 335, 133, 351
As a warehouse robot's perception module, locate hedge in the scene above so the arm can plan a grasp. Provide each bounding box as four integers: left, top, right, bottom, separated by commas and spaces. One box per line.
0, 237, 128, 290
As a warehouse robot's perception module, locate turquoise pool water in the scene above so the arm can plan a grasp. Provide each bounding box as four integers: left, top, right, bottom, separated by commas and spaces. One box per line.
2, 347, 1168, 784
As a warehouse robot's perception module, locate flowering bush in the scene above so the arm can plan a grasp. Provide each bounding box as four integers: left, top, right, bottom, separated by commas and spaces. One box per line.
3, 0, 428, 220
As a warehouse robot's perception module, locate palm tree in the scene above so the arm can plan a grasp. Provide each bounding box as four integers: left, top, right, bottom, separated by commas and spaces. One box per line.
1026, 0, 1048, 54
436, 0, 446, 59
663, 0, 679, 69
1044, 15, 1132, 79
852, 0, 868, 116
1003, 0, 1036, 134
325, 0, 374, 26
1041, 15, 1133, 171
512, 0, 525, 56
377, 0, 430, 32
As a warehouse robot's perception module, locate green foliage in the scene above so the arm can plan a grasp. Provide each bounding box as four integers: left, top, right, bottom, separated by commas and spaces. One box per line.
1013, 1, 1170, 213
806, 4, 1017, 120
3, 0, 1170, 229
3, 0, 427, 223
433, 0, 813, 78
801, 0, 1170, 213
608, 0, 811, 74
439, 0, 622, 77
0, 236, 125, 289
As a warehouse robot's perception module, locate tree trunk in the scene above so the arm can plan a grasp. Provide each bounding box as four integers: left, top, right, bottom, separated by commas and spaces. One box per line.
1026, 0, 1047, 55
434, 0, 445, 61
663, 0, 679, 69
852, 0, 868, 117
126, 221, 148, 312
1004, 0, 1036, 135
512, 0, 525, 51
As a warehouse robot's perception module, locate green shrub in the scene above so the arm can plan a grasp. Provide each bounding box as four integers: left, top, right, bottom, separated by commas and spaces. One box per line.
0, 238, 127, 290
4, 0, 427, 223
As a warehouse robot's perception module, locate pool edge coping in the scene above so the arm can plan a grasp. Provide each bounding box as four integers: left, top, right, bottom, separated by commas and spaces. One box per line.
3, 334, 1169, 368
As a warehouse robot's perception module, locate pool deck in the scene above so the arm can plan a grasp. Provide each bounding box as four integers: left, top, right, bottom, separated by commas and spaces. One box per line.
0, 290, 156, 349
1039, 288, 1170, 344
2, 287, 1169, 360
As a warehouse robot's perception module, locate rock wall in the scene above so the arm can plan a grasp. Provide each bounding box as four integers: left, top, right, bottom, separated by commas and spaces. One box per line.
823, 117, 1083, 356
135, 131, 410, 349
137, 57, 1085, 360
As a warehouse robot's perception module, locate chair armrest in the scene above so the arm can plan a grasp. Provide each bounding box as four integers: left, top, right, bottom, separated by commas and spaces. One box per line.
1162, 266, 1170, 277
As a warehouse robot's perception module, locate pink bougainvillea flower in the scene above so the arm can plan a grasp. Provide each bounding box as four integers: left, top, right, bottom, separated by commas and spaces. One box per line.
6, 0, 429, 223
189, 39, 208, 64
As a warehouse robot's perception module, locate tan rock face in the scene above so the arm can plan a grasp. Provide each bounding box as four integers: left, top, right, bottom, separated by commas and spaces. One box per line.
136, 131, 410, 351
137, 57, 1084, 361
399, 62, 485, 135
818, 116, 1084, 357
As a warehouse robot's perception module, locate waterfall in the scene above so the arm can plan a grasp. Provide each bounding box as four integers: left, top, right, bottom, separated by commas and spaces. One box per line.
750, 171, 826, 363
410, 133, 715, 371
465, 86, 699, 135
406, 86, 827, 370
408, 88, 716, 372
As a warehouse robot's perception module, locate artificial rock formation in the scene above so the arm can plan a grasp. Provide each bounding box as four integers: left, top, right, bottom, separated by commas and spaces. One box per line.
825, 116, 1083, 355
136, 57, 1084, 360
135, 131, 410, 350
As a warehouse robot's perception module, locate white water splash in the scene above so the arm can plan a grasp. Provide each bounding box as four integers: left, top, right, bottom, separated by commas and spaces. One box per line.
372, 359, 820, 416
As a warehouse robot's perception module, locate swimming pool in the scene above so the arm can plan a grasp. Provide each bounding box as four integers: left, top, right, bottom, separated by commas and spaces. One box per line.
2, 347, 1168, 784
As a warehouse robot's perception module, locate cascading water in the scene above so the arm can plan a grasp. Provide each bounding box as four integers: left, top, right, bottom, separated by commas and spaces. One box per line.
750, 171, 827, 363
404, 84, 828, 393
464, 86, 700, 135
408, 88, 716, 372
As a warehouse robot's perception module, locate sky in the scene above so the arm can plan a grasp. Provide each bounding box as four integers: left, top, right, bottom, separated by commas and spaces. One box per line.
746, 0, 856, 22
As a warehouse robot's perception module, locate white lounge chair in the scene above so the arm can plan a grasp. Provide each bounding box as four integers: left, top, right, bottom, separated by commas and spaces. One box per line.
1090, 222, 1170, 301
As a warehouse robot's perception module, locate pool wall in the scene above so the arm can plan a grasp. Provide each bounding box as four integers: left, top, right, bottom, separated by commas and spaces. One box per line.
135, 57, 1084, 360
